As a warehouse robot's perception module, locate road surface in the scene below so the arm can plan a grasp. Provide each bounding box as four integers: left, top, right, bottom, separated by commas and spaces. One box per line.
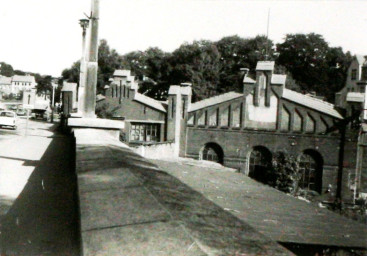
0, 119, 80, 256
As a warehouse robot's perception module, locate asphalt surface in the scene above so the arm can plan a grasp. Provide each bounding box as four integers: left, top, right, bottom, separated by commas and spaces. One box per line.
0, 120, 80, 256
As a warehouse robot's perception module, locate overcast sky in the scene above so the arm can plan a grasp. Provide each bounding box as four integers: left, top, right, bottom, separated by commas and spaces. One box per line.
0, 0, 366, 77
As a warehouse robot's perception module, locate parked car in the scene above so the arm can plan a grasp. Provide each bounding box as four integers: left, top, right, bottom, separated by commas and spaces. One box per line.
16, 109, 27, 116
31, 109, 47, 121
0, 111, 18, 130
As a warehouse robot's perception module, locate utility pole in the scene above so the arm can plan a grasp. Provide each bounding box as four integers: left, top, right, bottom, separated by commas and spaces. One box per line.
78, 18, 90, 116
83, 0, 99, 118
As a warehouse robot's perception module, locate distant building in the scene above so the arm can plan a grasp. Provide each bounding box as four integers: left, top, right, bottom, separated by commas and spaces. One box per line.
0, 74, 37, 96
335, 55, 367, 119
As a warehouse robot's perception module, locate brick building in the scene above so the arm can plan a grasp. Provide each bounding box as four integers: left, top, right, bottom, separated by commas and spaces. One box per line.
98, 70, 167, 144
98, 61, 363, 200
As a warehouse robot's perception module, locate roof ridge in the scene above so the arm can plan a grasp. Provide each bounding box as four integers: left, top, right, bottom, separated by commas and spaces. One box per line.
193, 91, 240, 104
284, 88, 334, 106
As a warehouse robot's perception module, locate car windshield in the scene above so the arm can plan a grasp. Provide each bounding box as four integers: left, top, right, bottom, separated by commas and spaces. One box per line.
0, 112, 15, 117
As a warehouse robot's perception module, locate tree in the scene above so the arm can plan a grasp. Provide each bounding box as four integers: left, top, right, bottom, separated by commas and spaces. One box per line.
36, 75, 52, 95
271, 152, 301, 195
276, 33, 352, 101
61, 61, 80, 84
215, 35, 275, 94
97, 39, 125, 93
168, 40, 221, 101
0, 62, 14, 77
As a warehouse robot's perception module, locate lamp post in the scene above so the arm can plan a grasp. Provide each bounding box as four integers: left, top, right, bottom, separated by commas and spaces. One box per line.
78, 18, 90, 116
83, 0, 99, 118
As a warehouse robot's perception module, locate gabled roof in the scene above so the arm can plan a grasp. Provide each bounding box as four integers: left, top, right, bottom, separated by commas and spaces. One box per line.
0, 76, 12, 85
355, 55, 366, 65
113, 70, 131, 77
346, 92, 365, 103
134, 93, 166, 112
256, 61, 275, 71
282, 89, 343, 119
189, 92, 243, 112
271, 74, 286, 85
12, 75, 36, 83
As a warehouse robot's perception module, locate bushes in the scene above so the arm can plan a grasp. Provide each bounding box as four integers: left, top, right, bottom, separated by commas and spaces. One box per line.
270, 152, 301, 195
95, 103, 119, 119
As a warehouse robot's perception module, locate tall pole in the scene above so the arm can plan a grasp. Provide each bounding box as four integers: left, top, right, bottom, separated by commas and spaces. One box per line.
78, 19, 90, 116
83, 0, 99, 118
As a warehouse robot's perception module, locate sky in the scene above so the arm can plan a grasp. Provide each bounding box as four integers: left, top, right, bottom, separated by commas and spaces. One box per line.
0, 0, 366, 77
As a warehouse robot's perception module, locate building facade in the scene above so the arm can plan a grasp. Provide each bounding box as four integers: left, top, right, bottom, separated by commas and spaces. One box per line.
97, 61, 364, 200
97, 70, 167, 144
0, 74, 37, 96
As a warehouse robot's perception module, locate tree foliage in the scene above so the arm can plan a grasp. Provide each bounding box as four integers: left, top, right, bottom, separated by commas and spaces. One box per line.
36, 75, 52, 95
60, 33, 353, 103
271, 152, 301, 194
0, 62, 14, 77
276, 33, 352, 101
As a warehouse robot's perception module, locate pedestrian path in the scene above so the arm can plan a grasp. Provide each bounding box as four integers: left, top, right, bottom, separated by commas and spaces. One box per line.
152, 160, 367, 249
0, 123, 80, 256
75, 137, 292, 256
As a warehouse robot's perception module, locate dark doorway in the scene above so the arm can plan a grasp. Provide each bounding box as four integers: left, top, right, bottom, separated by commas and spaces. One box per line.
249, 146, 272, 184
201, 143, 224, 164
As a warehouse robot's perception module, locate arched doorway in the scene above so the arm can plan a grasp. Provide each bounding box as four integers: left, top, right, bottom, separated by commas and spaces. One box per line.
248, 146, 272, 184
298, 149, 323, 193
200, 143, 224, 164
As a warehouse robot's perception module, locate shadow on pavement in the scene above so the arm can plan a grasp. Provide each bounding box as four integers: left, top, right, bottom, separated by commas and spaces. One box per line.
0, 133, 80, 256
0, 156, 39, 167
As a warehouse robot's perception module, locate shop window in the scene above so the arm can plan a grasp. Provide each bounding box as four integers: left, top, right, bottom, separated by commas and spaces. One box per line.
130, 123, 160, 142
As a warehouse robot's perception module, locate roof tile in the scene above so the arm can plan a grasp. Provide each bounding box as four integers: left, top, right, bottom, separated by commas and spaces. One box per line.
189, 92, 242, 112
282, 89, 343, 119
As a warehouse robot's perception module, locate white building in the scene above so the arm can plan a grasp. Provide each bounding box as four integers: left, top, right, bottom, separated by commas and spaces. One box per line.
0, 74, 37, 95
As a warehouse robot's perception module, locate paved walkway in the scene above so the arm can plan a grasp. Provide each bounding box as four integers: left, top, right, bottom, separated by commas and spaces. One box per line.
0, 122, 80, 256
152, 160, 367, 249
75, 136, 292, 256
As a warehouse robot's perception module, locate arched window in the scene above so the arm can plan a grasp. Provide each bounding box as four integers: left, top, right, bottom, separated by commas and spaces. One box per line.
201, 143, 224, 164
299, 150, 323, 193
249, 146, 272, 183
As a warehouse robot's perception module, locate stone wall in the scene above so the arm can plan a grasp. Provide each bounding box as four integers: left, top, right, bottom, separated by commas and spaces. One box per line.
131, 141, 176, 159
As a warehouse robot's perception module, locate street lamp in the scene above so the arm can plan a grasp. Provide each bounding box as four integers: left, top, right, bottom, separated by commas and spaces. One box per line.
79, 18, 90, 38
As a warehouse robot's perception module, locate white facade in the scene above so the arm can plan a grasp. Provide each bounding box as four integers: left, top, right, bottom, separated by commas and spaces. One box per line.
0, 75, 37, 95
